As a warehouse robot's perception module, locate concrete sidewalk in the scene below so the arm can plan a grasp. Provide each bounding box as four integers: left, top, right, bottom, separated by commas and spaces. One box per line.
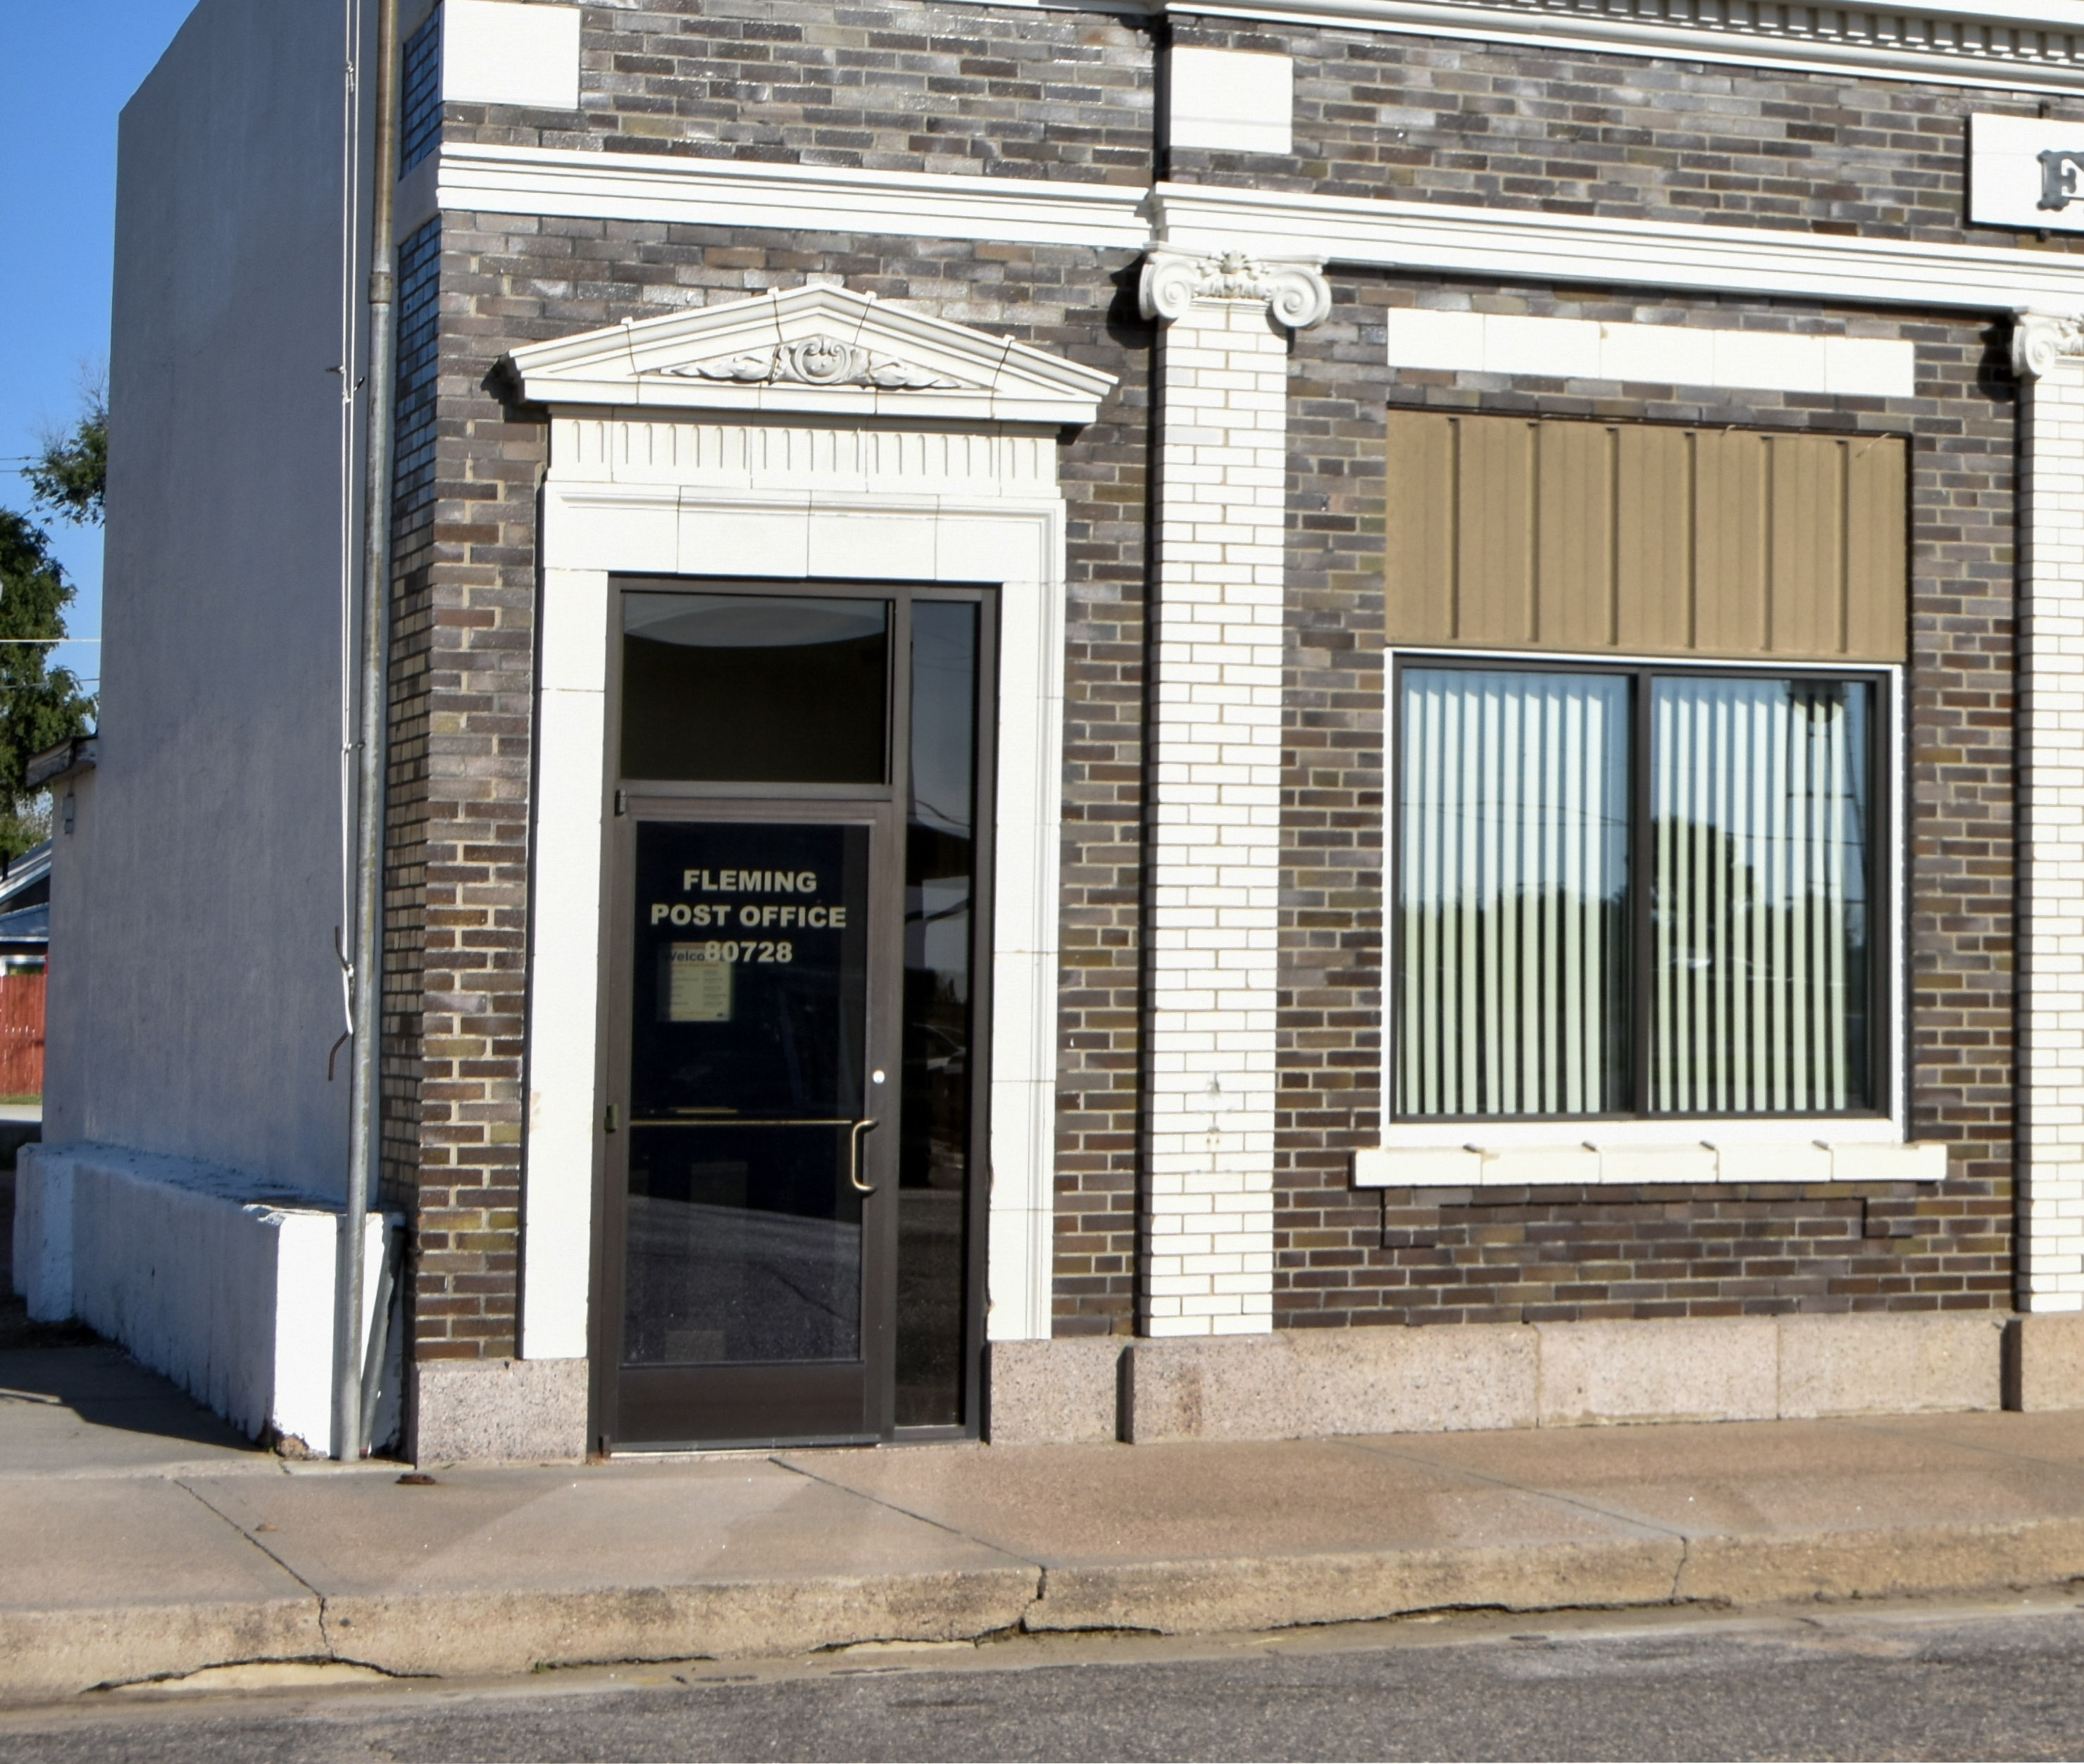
7, 1337, 2084, 1706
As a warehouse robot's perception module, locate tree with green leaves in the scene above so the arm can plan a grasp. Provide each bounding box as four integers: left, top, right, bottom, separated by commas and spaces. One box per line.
0, 387, 102, 861
26, 388, 106, 528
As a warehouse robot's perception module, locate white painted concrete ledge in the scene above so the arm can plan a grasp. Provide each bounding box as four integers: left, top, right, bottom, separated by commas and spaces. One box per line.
1356, 1139, 1949, 1187
13, 1142, 394, 1455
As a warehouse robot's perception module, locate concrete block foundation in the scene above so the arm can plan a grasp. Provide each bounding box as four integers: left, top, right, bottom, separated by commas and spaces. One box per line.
413, 1357, 589, 1464
2005, 1313, 2084, 1410
1123, 1323, 1538, 1443
1535, 1318, 1780, 1427
1000, 1312, 2015, 1444
985, 1337, 1124, 1444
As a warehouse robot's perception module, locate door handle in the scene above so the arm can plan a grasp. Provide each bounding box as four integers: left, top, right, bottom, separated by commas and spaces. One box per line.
849, 1118, 880, 1195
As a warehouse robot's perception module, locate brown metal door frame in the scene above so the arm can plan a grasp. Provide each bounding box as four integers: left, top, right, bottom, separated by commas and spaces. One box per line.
581, 577, 1002, 1453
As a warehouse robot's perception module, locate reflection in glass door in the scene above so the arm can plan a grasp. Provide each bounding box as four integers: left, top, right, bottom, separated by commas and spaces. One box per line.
623, 820, 872, 1369
600, 582, 993, 1451
897, 602, 979, 1427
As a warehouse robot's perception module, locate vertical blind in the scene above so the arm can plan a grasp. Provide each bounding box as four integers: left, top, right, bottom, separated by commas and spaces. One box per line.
1652, 678, 1871, 1114
1398, 670, 1629, 1117
1397, 667, 1876, 1120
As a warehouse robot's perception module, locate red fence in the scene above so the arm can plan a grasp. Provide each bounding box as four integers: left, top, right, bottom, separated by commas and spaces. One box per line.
0, 975, 46, 1097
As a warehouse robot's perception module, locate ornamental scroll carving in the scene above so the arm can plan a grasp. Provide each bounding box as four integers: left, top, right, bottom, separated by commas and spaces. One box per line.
661, 334, 968, 392
2013, 310, 2084, 381
1137, 248, 1333, 331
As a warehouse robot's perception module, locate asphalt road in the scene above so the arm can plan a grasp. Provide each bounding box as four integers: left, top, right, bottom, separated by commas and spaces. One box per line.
4, 1595, 2083, 1762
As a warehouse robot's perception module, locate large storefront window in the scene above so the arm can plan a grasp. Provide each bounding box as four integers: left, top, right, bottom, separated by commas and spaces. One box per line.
1394, 662, 1881, 1121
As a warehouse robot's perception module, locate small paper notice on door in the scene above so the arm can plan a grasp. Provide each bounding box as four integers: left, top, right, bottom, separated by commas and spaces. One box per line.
663, 945, 732, 1022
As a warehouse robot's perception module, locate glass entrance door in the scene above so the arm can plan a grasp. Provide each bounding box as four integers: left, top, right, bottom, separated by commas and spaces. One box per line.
598, 582, 992, 1451
611, 809, 895, 1446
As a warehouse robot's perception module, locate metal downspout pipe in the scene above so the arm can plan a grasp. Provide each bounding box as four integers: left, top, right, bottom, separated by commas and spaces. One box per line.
333, 0, 402, 1463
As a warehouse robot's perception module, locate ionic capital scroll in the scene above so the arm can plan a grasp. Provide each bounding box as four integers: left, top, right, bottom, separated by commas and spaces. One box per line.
1138, 247, 1332, 331
2013, 308, 2084, 381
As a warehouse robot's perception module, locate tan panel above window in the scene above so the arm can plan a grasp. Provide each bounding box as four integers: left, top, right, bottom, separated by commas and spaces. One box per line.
1385, 411, 1907, 663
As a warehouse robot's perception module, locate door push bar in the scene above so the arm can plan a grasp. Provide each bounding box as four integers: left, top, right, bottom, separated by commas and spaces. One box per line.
621, 1114, 882, 1195
849, 1117, 880, 1195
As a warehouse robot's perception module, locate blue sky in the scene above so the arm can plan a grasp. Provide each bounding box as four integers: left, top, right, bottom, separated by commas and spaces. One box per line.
1, 1, 198, 694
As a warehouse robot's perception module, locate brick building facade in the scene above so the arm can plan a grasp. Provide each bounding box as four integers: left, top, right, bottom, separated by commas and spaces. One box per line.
24, 0, 2084, 1459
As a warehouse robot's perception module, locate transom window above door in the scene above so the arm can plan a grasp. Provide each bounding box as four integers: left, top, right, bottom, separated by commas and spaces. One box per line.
1393, 660, 1888, 1122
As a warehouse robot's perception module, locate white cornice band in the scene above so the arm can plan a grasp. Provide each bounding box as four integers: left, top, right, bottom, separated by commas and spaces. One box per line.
975, 0, 2084, 92
1152, 182, 2084, 313
423, 145, 2084, 323
434, 142, 1154, 251
1176, 0, 2084, 93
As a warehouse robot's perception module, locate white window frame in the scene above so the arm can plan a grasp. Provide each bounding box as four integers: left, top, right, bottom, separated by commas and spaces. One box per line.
1360, 645, 1935, 1189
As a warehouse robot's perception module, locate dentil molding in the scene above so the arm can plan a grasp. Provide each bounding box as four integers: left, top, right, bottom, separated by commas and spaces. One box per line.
1138, 246, 1333, 330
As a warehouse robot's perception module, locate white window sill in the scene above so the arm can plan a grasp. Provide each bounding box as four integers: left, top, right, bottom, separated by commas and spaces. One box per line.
1355, 1128, 1946, 1188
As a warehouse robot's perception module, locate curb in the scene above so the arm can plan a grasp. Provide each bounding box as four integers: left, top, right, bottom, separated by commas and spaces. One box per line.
6, 1520, 2084, 1706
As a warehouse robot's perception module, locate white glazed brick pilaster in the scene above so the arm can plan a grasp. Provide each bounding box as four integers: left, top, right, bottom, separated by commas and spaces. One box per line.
1138, 251, 1329, 1337
2016, 310, 2084, 1313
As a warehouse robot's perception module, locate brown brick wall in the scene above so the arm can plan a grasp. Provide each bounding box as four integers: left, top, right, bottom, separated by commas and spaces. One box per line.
1278, 270, 2016, 1324
393, 196, 1153, 1355
1370, 1184, 2002, 1322
392, 214, 548, 1360
451, 0, 1155, 184
394, 4, 2031, 1352
1170, 13, 2084, 255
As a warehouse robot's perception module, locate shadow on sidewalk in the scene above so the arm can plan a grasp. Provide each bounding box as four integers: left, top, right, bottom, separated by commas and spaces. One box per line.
0, 1167, 266, 1475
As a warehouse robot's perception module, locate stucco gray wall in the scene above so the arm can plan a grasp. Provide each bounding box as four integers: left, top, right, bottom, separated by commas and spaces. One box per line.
46, 0, 376, 1199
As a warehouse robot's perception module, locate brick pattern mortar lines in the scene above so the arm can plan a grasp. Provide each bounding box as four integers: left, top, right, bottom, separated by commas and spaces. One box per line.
1143, 296, 1290, 1337
2018, 346, 2084, 1312
401, 237, 1150, 1356
1280, 270, 2017, 1323
1167, 14, 2084, 254
404, 3, 2037, 1348
466, 0, 1155, 184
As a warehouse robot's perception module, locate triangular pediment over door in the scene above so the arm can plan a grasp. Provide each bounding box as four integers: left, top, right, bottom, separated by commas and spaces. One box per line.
501, 282, 1116, 426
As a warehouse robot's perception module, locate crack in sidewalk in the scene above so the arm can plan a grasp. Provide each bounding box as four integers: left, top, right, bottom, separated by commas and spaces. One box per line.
171, 1477, 356, 1658
172, 1479, 325, 1604
767, 1455, 1049, 1627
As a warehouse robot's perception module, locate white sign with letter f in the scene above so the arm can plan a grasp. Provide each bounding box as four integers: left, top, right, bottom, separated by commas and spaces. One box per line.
1971, 113, 2084, 232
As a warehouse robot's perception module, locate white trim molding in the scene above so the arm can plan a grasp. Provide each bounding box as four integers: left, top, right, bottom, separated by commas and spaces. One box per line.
418, 142, 1154, 251
1385, 306, 1916, 396
1137, 246, 1330, 1336
411, 146, 2084, 325
1154, 182, 2084, 312
505, 281, 1117, 426
2014, 306, 2084, 1312
1356, 1140, 1949, 1186
514, 289, 1114, 1358
1373, 646, 1918, 1186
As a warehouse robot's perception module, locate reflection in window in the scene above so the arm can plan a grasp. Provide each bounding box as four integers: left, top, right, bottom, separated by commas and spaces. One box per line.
1396, 665, 1878, 1120
1652, 678, 1871, 1114
1399, 669, 1631, 1118
896, 601, 979, 1427
620, 593, 889, 784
